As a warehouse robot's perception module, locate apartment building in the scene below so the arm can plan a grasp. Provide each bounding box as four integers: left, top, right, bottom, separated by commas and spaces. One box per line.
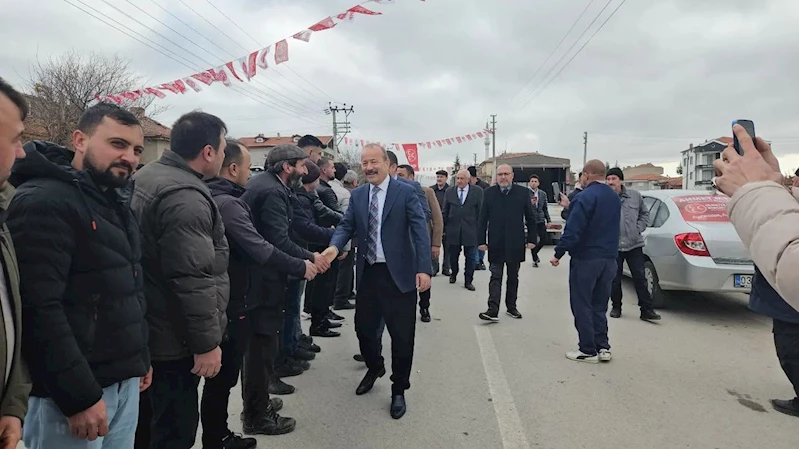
680, 137, 732, 190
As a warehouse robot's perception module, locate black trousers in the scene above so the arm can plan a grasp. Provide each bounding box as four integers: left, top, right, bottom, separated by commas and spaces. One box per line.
487, 260, 521, 314
147, 358, 201, 449
201, 315, 251, 444
530, 222, 549, 261
241, 333, 279, 418
774, 319, 799, 398
307, 259, 339, 329
134, 390, 151, 449
419, 287, 431, 311
433, 233, 450, 274
335, 247, 356, 303
449, 245, 476, 284
356, 263, 417, 395
610, 247, 653, 310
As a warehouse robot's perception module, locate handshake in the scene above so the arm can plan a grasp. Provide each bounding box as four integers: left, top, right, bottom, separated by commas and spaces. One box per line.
304, 246, 347, 281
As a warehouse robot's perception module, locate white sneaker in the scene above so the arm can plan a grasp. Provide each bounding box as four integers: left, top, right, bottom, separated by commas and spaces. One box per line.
566, 350, 599, 364
598, 349, 612, 362
301, 312, 311, 320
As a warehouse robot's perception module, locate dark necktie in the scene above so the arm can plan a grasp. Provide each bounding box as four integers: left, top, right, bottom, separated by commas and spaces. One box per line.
365, 186, 381, 264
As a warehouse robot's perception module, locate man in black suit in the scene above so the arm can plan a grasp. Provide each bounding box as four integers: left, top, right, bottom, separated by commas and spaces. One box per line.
442, 169, 483, 291
478, 164, 536, 321
527, 174, 551, 267
326, 144, 431, 420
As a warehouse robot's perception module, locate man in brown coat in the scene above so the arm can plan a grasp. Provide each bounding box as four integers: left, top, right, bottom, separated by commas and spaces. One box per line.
0, 77, 30, 449
398, 165, 443, 322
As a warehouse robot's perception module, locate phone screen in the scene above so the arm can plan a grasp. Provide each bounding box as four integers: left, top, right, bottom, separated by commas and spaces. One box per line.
551, 182, 561, 200
732, 120, 755, 155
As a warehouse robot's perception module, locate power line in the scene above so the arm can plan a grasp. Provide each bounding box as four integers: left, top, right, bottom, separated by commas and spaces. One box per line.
513, 0, 627, 115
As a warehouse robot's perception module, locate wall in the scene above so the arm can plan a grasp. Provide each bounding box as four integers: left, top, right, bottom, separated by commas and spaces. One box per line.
141, 139, 169, 165
249, 147, 271, 168
623, 164, 663, 178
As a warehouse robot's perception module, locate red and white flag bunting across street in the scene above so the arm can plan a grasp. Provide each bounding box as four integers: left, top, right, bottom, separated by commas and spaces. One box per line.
96, 0, 426, 103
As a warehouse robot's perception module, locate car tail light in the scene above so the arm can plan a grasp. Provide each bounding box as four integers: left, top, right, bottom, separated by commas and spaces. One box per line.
674, 232, 711, 257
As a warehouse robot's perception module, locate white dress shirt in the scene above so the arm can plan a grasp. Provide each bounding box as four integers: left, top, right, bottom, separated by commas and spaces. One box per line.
457, 184, 470, 204
369, 175, 391, 263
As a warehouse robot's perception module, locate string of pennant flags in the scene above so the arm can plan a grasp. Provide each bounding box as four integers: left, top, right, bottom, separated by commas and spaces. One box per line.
95, 0, 424, 103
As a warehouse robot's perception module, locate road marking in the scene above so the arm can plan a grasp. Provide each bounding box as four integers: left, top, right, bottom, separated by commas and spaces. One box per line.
474, 325, 531, 449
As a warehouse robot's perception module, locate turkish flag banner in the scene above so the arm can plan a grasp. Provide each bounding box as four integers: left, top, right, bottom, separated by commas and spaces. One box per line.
456, 136, 463, 143
348, 5, 382, 15
401, 144, 420, 171
445, 138, 452, 145
274, 40, 289, 65
309, 17, 336, 31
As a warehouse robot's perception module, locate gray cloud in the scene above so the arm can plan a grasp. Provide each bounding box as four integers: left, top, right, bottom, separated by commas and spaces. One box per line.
3, 0, 799, 174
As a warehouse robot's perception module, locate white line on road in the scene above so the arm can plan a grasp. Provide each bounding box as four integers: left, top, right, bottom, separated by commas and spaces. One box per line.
474, 325, 531, 449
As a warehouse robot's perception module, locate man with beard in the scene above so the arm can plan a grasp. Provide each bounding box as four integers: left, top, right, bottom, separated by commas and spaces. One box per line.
430, 170, 451, 276
241, 145, 330, 426
131, 111, 230, 449
9, 103, 150, 448
0, 78, 31, 449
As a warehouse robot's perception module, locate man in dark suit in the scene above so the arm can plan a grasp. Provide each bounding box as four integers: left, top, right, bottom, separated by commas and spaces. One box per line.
327, 144, 431, 420
478, 164, 536, 321
430, 170, 450, 276
468, 166, 488, 270
442, 169, 483, 291
527, 174, 551, 267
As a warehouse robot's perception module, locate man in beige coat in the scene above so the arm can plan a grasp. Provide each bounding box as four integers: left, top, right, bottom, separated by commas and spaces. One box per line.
0, 77, 31, 449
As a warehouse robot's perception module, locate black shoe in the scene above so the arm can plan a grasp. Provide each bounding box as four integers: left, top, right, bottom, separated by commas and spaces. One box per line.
310, 327, 341, 338
431, 271, 438, 277
479, 311, 499, 322
506, 309, 522, 319
323, 319, 342, 329
333, 301, 356, 310
771, 398, 799, 417
533, 261, 539, 268
640, 309, 662, 321
476, 262, 487, 271
609, 307, 621, 318
390, 395, 407, 419
270, 397, 283, 412
464, 283, 476, 291
449, 275, 457, 284
356, 367, 386, 395
353, 354, 365, 362
293, 347, 316, 361
269, 379, 296, 395
204, 431, 257, 449
298, 339, 321, 353
274, 361, 303, 378
327, 310, 346, 321
442, 268, 452, 276
242, 404, 296, 436
420, 309, 431, 322
288, 357, 310, 371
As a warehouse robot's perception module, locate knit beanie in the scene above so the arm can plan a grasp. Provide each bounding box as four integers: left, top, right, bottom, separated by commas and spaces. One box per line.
606, 167, 624, 181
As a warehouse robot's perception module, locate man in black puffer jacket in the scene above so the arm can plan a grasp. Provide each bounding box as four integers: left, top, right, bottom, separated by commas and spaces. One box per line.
9, 104, 149, 448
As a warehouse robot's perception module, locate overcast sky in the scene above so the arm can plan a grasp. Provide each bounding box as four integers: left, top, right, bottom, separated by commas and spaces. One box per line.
4, 0, 799, 179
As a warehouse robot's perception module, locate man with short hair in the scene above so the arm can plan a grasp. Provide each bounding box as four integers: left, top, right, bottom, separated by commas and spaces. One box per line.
316, 157, 342, 214
331, 162, 357, 310
131, 111, 230, 448
203, 140, 314, 445
398, 164, 443, 322
527, 174, 551, 267
443, 169, 482, 291
0, 78, 31, 449
605, 167, 661, 321
550, 160, 620, 364
468, 166, 488, 270
343, 170, 358, 189
430, 170, 451, 276
477, 164, 536, 322
559, 172, 585, 220
11, 103, 150, 448
297, 135, 325, 164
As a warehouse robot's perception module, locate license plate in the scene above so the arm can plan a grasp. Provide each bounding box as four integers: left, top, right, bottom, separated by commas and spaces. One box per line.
734, 274, 752, 289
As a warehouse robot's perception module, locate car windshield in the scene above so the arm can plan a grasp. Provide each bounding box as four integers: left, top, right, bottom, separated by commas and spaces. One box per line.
671, 194, 730, 222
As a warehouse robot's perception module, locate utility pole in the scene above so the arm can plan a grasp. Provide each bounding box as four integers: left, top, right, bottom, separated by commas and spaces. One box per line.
490, 114, 497, 182
582, 131, 588, 168
326, 102, 354, 159
473, 153, 477, 167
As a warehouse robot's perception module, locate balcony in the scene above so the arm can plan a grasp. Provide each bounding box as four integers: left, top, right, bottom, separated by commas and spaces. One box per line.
695, 179, 713, 185
695, 163, 715, 169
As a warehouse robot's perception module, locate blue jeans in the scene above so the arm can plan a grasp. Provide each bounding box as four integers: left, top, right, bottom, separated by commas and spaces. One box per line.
24, 377, 140, 449
475, 249, 485, 264
569, 258, 616, 356
284, 279, 306, 356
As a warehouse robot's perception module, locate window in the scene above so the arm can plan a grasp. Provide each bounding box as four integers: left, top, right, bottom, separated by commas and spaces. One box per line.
643, 197, 658, 227
689, 172, 693, 180
651, 200, 670, 227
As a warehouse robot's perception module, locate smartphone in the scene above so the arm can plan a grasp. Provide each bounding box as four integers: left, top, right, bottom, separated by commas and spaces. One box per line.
732, 120, 755, 155
551, 182, 561, 200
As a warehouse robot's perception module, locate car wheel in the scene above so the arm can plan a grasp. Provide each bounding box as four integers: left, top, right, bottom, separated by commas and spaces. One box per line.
644, 260, 668, 309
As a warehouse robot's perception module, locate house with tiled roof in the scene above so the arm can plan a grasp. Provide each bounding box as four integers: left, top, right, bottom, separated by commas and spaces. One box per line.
240, 133, 334, 167
681, 136, 733, 190
622, 173, 683, 191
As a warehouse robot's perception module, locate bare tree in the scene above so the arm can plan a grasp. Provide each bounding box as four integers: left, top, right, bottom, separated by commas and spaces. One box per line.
26, 51, 170, 146
338, 147, 364, 182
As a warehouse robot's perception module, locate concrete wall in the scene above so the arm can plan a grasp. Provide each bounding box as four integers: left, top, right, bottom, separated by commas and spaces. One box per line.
141, 139, 169, 165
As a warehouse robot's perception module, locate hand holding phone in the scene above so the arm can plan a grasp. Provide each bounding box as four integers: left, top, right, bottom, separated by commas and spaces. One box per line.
732, 120, 755, 155
551, 182, 561, 201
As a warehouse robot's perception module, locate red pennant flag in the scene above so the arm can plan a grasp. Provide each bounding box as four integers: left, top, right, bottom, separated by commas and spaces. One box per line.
436, 140, 442, 146
456, 136, 463, 143
401, 144, 420, 171
359, 140, 365, 147
466, 135, 473, 141
93, 93, 103, 102
105, 94, 123, 104
309, 17, 336, 31
445, 139, 452, 145
238, 51, 258, 80
348, 5, 382, 15
158, 82, 181, 94
426, 142, 432, 149
120, 92, 138, 102
191, 72, 215, 86
476, 132, 484, 138
144, 87, 166, 99
183, 78, 202, 92
225, 61, 244, 82
293, 30, 312, 42
275, 40, 289, 65
208, 67, 232, 87
256, 47, 270, 70
173, 80, 187, 94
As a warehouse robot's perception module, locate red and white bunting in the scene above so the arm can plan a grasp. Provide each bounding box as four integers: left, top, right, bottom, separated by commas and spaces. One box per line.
401, 144, 419, 171
340, 129, 493, 152
97, 0, 428, 103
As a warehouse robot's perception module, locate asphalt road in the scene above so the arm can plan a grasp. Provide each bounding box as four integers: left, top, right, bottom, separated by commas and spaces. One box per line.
18, 248, 798, 448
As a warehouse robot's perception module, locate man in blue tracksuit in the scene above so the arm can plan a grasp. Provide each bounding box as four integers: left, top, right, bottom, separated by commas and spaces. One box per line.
550, 160, 620, 364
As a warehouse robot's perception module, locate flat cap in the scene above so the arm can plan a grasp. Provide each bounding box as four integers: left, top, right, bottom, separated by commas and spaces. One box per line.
267, 144, 308, 165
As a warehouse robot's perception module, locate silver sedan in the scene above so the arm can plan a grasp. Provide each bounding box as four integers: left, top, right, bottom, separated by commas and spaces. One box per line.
622, 189, 753, 307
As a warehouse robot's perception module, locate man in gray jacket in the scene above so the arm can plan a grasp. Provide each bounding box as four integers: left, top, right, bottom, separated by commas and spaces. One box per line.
606, 168, 661, 321
132, 111, 231, 449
